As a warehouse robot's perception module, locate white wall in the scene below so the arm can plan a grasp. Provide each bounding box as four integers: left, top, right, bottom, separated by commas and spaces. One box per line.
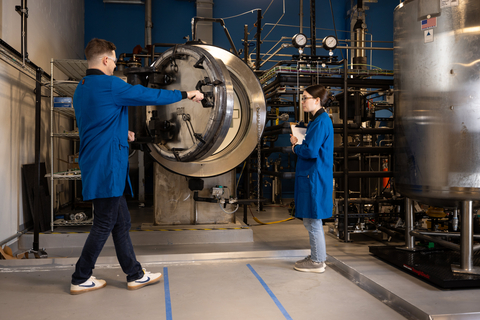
0, 0, 84, 243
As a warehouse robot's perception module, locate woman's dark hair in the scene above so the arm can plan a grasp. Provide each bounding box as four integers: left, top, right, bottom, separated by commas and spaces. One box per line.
304, 85, 335, 107
85, 38, 116, 61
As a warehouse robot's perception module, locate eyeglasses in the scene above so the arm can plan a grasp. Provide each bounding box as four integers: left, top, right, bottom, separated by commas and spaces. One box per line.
100, 56, 117, 64
301, 96, 316, 101
106, 56, 117, 64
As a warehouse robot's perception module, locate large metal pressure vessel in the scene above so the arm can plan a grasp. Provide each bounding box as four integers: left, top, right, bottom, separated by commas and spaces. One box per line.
126, 44, 266, 178
394, 0, 480, 207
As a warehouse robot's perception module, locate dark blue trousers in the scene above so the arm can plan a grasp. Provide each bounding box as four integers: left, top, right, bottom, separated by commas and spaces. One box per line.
71, 196, 143, 284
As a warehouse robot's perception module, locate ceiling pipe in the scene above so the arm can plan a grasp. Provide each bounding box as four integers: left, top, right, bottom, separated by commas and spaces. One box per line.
15, 0, 28, 66
145, 0, 152, 47
299, 0, 303, 34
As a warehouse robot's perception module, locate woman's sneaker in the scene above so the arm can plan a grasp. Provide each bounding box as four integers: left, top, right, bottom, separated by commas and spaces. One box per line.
127, 268, 162, 290
70, 276, 106, 295
295, 255, 311, 265
294, 257, 326, 273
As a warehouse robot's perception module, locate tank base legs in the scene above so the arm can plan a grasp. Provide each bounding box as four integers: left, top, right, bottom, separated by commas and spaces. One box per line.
451, 200, 480, 275
451, 264, 480, 275
397, 197, 423, 252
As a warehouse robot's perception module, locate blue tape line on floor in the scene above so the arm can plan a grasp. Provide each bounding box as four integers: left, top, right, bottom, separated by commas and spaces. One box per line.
247, 264, 293, 320
164, 267, 172, 320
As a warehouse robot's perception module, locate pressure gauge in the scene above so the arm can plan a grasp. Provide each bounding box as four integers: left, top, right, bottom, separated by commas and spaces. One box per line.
322, 35, 338, 51
292, 33, 308, 49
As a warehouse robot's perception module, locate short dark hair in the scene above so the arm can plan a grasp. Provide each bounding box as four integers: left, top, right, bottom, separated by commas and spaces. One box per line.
304, 85, 331, 107
84, 38, 116, 61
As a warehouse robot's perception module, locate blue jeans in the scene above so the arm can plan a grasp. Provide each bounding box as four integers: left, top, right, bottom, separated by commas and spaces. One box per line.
71, 196, 143, 284
303, 218, 327, 263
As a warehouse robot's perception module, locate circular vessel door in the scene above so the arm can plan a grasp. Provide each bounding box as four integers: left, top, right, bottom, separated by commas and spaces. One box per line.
147, 45, 266, 177
148, 45, 234, 163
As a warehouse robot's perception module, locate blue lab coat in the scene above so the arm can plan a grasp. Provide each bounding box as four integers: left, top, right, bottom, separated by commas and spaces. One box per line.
73, 69, 183, 200
293, 110, 334, 219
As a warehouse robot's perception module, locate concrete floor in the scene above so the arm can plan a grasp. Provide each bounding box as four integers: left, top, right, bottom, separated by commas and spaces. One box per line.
1, 204, 479, 319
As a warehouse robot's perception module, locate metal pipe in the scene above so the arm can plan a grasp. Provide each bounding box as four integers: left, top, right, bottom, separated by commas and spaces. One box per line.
144, 0, 152, 66
337, 46, 393, 51
260, 36, 291, 62
194, 196, 198, 225
33, 67, 42, 252
244, 25, 249, 65
333, 129, 395, 135
352, 0, 366, 69
309, 0, 316, 56
262, 128, 291, 137
260, 44, 291, 68
453, 208, 459, 231
417, 231, 480, 240
149, 43, 181, 63
0, 231, 25, 247
271, 174, 276, 203
343, 58, 349, 242
333, 147, 393, 154
50, 59, 54, 232
341, 198, 403, 204
342, 39, 393, 43
0, 50, 35, 81
16, 0, 29, 66
221, 22, 239, 56
145, 0, 152, 47
263, 122, 290, 132
355, 24, 365, 59
255, 10, 262, 70
333, 127, 394, 134
191, 17, 239, 56
405, 198, 415, 250
333, 171, 393, 178
378, 226, 404, 239
257, 146, 292, 155
410, 231, 460, 251
370, 34, 373, 69
261, 170, 295, 179
23, 0, 28, 66
299, 0, 303, 34
244, 156, 251, 225
460, 200, 474, 270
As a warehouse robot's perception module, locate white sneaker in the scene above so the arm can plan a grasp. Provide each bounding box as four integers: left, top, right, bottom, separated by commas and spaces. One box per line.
127, 268, 162, 290
294, 257, 326, 273
70, 276, 106, 295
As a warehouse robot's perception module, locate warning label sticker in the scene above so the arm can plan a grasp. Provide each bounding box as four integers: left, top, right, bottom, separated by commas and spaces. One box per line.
424, 29, 434, 43
441, 0, 459, 8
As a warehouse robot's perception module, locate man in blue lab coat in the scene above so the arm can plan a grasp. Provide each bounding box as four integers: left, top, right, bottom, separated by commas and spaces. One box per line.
70, 38, 204, 294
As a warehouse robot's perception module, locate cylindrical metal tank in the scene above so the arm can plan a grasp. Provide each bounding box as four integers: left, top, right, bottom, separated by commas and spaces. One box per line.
394, 0, 480, 207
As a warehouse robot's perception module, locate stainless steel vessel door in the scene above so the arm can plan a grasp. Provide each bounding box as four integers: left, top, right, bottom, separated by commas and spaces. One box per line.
147, 45, 266, 177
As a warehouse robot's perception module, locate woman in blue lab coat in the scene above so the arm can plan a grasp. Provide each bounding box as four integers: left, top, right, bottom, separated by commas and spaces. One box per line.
290, 85, 334, 273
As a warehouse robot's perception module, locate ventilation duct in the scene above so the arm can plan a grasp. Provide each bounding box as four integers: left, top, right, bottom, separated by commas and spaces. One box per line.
195, 0, 214, 44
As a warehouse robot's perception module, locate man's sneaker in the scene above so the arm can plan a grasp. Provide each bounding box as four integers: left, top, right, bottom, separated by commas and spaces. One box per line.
294, 257, 326, 273
70, 276, 106, 295
127, 268, 162, 290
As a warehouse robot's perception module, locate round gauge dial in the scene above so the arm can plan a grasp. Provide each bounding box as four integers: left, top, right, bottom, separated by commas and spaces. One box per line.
322, 35, 338, 50
292, 33, 307, 48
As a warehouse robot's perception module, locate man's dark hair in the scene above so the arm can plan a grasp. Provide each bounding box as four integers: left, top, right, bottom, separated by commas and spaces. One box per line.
85, 38, 116, 61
